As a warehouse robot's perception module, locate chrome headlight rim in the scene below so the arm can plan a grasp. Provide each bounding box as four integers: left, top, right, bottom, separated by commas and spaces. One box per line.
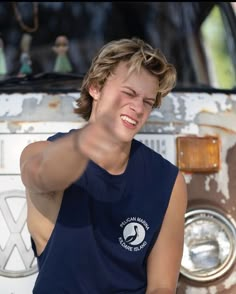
180, 208, 236, 282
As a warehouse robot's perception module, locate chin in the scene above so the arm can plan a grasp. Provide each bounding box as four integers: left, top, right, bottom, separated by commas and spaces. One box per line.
115, 124, 140, 143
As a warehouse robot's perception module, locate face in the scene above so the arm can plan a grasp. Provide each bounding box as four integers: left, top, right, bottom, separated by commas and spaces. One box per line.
89, 61, 159, 143
53, 36, 69, 54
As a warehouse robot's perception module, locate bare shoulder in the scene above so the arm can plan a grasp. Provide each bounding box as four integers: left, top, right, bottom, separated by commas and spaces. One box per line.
171, 171, 188, 209
165, 171, 187, 222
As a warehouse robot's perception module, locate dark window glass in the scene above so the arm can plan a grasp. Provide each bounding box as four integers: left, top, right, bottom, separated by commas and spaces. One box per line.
0, 2, 236, 90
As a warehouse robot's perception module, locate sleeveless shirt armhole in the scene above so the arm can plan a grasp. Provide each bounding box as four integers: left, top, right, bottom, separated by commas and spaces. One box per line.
31, 237, 37, 257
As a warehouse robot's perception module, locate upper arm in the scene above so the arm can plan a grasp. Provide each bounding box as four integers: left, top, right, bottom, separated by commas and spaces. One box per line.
20, 140, 62, 219
20, 141, 63, 255
146, 171, 188, 293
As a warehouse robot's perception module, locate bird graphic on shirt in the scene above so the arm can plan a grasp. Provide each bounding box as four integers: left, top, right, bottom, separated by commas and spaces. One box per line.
125, 225, 139, 244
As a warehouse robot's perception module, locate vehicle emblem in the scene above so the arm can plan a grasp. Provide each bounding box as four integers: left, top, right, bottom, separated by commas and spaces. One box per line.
0, 190, 38, 277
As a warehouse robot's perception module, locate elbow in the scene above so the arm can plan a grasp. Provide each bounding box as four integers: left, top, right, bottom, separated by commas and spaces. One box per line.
20, 154, 48, 193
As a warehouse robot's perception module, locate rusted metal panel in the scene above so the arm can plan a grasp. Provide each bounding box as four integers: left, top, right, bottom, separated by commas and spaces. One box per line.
0, 93, 82, 122
146, 92, 236, 293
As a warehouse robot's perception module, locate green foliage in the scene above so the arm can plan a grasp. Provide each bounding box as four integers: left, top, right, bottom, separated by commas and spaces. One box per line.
201, 6, 236, 88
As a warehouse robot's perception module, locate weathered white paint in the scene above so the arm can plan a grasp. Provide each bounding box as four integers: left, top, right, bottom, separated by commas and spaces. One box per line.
150, 109, 163, 118
153, 92, 236, 201
183, 174, 192, 184
223, 270, 236, 289
0, 93, 43, 116
181, 93, 231, 121
0, 121, 86, 134
180, 123, 199, 134
185, 286, 218, 294
151, 93, 234, 122
205, 174, 215, 191
185, 287, 208, 294
161, 122, 176, 132
230, 94, 236, 102
0, 275, 37, 294
0, 93, 81, 124
169, 92, 181, 117
208, 286, 218, 294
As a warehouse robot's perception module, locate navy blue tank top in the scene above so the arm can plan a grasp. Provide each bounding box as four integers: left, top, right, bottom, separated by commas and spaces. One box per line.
31, 130, 178, 294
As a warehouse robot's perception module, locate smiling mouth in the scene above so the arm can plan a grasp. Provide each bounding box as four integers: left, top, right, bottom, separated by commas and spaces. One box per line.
120, 115, 137, 126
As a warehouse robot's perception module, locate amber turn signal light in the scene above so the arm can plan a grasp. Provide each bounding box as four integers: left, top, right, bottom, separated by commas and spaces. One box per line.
176, 136, 220, 173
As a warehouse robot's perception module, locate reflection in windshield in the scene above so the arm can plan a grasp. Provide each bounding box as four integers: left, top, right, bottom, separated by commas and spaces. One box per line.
0, 2, 235, 89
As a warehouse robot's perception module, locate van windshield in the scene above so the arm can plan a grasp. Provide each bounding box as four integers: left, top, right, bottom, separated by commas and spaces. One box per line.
0, 2, 236, 91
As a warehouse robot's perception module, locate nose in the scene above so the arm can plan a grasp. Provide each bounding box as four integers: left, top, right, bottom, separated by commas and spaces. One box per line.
129, 98, 144, 115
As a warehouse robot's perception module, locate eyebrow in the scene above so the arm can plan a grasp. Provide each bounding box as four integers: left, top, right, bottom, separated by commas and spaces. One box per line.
122, 86, 156, 102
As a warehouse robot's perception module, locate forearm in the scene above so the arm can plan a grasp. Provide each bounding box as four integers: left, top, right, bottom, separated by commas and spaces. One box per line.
21, 130, 88, 193
146, 289, 176, 294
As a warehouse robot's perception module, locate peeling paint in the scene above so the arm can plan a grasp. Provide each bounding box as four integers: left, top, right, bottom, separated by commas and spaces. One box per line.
230, 94, 236, 102
150, 92, 236, 201
183, 174, 193, 184
0, 94, 43, 117
0, 121, 86, 134
180, 123, 199, 134
180, 93, 231, 121
215, 163, 230, 199
185, 287, 208, 294
185, 286, 219, 294
162, 122, 175, 132
223, 272, 236, 289
151, 92, 235, 124
221, 199, 226, 204
205, 174, 215, 191
0, 93, 81, 122
208, 286, 218, 294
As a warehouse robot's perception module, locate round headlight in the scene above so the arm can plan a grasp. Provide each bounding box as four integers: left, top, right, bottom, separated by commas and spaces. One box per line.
180, 209, 236, 282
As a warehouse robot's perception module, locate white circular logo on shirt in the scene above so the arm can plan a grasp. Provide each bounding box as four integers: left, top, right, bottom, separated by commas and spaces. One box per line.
119, 217, 149, 252
123, 222, 145, 245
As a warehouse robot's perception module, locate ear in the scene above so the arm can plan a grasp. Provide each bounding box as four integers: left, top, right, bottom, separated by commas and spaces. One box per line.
88, 85, 100, 101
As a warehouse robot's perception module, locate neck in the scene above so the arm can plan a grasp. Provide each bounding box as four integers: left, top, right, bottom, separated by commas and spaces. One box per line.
96, 141, 132, 175
88, 111, 133, 175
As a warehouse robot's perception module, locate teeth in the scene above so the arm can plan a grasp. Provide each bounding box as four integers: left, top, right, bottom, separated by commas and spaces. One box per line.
121, 115, 137, 125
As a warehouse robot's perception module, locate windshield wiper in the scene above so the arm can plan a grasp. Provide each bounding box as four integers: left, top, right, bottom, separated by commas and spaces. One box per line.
0, 72, 85, 93
174, 84, 236, 94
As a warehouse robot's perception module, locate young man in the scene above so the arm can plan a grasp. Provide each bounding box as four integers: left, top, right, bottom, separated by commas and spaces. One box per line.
20, 38, 187, 294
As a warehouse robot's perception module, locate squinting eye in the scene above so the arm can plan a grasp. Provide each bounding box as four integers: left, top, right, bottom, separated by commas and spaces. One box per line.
123, 92, 133, 96
144, 101, 154, 107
